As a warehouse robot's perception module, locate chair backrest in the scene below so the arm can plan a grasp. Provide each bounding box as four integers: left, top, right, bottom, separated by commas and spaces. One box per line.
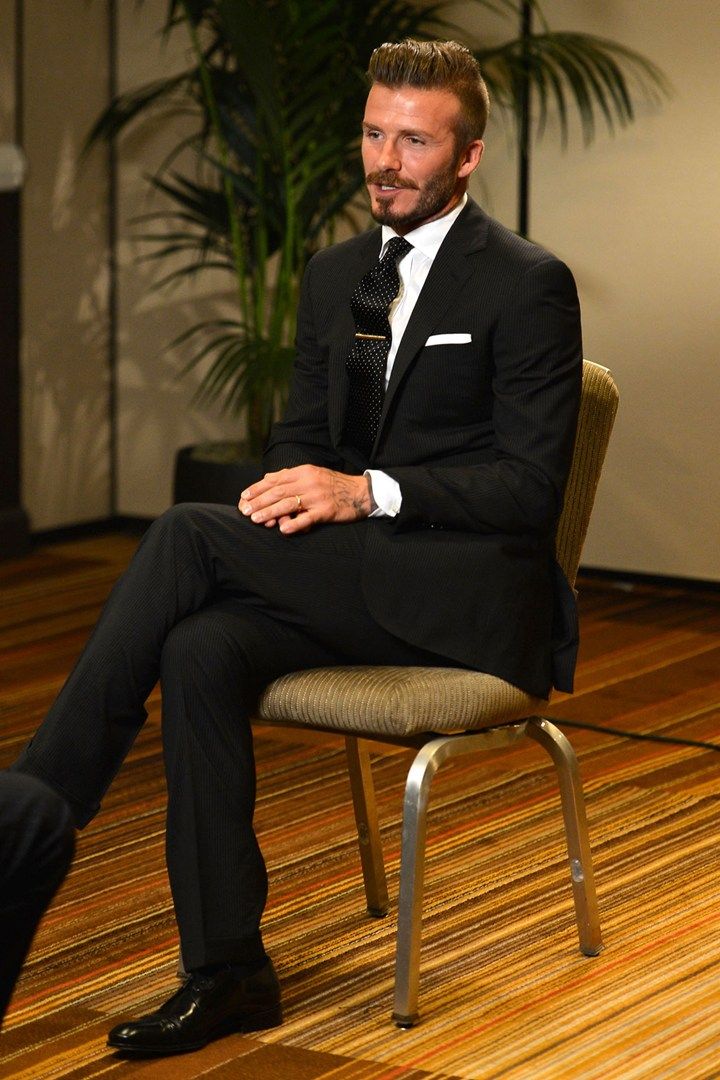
555, 360, 619, 587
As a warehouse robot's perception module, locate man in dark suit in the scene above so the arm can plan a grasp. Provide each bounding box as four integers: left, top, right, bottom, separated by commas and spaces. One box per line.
11, 39, 582, 1055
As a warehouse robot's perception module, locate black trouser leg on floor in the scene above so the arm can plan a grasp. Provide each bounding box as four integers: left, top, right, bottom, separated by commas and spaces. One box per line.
0, 772, 75, 1026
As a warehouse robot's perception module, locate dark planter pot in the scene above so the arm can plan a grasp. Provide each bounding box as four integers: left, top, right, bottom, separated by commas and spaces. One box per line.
173, 442, 263, 506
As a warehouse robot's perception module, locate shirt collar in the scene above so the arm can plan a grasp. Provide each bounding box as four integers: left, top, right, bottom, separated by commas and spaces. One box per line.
380, 193, 467, 261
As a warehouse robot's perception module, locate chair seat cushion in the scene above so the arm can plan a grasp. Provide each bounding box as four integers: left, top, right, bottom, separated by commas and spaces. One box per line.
257, 666, 547, 739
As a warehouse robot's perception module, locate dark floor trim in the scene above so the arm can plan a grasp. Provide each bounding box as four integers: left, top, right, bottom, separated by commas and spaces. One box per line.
581, 566, 720, 595
32, 515, 153, 545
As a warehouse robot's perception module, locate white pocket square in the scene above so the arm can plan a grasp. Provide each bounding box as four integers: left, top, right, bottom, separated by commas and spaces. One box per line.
425, 333, 472, 346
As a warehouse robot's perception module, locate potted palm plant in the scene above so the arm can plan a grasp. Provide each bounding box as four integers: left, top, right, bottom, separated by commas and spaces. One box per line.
89, 0, 666, 503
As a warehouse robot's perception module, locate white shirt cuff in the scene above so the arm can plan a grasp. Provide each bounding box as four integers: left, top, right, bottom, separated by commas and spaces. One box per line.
364, 470, 402, 517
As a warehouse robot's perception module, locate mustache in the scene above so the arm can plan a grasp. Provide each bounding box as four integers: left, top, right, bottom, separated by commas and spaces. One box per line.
365, 171, 418, 190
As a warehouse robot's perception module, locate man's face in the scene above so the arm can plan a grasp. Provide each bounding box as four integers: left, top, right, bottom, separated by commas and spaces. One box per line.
361, 83, 484, 234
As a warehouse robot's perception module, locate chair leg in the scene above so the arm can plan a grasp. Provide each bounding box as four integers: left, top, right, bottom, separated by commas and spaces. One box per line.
345, 737, 389, 917
392, 739, 441, 1027
392, 726, 527, 1027
526, 717, 603, 957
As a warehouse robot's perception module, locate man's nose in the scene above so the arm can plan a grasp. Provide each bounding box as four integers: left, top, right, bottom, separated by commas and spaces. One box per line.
376, 140, 401, 172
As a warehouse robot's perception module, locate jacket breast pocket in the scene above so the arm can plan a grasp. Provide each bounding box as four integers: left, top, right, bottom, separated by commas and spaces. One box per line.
405, 340, 491, 427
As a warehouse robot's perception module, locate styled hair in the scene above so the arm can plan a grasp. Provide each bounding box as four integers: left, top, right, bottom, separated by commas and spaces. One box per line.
367, 39, 490, 143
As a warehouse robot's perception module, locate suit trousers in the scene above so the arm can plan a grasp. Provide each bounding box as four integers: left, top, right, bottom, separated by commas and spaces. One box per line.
0, 771, 75, 1026
13, 503, 456, 970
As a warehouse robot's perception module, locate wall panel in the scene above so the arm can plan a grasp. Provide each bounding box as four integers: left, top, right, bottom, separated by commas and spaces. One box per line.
20, 0, 111, 529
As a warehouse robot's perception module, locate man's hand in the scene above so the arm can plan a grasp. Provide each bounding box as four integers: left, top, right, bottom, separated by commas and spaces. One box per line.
238, 465, 373, 534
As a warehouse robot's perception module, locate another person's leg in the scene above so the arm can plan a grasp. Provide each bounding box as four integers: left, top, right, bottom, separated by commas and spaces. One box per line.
0, 771, 75, 1027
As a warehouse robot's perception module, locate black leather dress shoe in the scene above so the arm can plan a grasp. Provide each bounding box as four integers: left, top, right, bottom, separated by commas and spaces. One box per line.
107, 960, 282, 1055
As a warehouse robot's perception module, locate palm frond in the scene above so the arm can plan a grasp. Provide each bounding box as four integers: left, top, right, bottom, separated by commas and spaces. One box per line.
478, 30, 669, 144
175, 321, 295, 422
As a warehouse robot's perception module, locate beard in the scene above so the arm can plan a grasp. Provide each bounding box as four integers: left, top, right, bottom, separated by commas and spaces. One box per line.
367, 162, 460, 231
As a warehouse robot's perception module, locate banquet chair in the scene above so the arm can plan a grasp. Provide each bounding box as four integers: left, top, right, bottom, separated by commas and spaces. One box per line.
255, 359, 619, 1026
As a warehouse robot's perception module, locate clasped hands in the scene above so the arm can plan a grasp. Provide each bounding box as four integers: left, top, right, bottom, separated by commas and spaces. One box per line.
238, 465, 372, 534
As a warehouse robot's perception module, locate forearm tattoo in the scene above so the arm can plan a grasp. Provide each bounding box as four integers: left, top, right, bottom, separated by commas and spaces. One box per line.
332, 475, 370, 519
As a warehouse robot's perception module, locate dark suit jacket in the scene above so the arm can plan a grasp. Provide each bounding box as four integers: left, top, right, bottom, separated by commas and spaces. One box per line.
263, 198, 582, 698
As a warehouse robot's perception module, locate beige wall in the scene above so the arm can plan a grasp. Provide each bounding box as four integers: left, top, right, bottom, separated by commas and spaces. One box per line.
529, 0, 720, 580
9, 2, 720, 580
17, 1, 111, 530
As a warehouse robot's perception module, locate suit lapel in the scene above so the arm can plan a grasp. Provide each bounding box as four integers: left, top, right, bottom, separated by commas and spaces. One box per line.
372, 199, 490, 449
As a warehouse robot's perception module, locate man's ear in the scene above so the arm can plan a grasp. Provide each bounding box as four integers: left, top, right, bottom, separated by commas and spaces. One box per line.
457, 140, 484, 179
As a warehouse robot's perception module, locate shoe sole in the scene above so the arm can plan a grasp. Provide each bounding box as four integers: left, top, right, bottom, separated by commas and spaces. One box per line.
107, 1003, 283, 1055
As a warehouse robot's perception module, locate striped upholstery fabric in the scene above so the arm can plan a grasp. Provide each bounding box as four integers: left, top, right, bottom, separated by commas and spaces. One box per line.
259, 664, 546, 737
257, 360, 619, 737
556, 361, 619, 585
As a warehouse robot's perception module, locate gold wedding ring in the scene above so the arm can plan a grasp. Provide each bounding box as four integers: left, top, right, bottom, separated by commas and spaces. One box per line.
295, 494, 303, 511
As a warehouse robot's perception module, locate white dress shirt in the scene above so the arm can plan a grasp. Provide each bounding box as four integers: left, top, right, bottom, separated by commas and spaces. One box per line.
365, 194, 468, 516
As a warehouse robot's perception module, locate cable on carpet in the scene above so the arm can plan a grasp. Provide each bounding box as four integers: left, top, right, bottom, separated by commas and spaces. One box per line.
552, 718, 720, 753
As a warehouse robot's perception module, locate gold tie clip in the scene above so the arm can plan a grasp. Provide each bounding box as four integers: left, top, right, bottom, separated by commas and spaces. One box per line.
354, 332, 387, 340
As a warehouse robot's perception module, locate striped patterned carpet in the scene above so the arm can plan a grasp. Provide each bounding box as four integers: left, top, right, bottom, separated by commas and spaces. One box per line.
1, 534, 720, 1079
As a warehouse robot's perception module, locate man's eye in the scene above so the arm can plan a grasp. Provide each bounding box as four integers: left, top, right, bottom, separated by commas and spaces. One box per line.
407, 136, 424, 146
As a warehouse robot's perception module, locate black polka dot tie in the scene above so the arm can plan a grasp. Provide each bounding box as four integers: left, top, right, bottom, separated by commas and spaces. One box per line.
344, 236, 412, 459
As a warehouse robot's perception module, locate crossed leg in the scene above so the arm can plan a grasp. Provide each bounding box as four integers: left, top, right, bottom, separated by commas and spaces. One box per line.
13, 503, 448, 973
